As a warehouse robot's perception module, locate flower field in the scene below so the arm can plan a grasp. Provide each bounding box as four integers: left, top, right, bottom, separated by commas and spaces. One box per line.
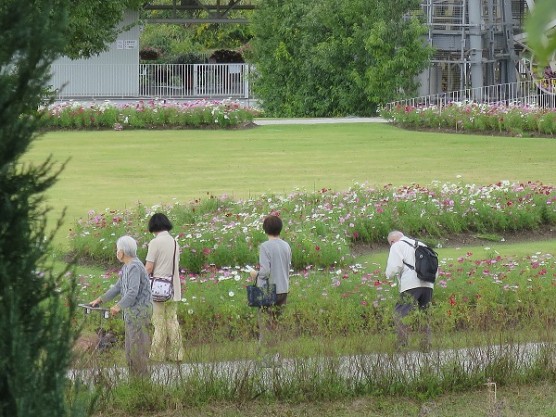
41, 99, 257, 130
71, 181, 556, 271
71, 181, 556, 342
381, 102, 556, 136
76, 237, 555, 344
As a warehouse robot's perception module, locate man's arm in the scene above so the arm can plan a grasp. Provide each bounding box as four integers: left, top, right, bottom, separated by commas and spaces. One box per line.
385, 245, 403, 279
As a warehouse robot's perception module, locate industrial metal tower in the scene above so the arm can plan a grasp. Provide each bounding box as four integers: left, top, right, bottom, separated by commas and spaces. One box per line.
417, 0, 555, 95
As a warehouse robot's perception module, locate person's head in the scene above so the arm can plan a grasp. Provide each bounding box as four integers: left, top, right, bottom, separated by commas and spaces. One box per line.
148, 213, 173, 233
263, 215, 283, 236
116, 235, 138, 261
387, 230, 404, 246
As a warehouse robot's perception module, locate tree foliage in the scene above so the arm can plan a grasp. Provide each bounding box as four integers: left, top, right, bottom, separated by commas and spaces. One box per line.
64, 0, 143, 59
526, 0, 556, 69
138, 0, 257, 60
251, 0, 432, 117
140, 20, 254, 61
0, 1, 83, 416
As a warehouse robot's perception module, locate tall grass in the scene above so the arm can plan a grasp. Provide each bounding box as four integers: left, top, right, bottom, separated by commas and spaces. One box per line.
84, 333, 556, 413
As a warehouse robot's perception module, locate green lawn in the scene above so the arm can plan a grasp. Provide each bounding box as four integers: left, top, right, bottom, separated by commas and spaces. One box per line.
25, 123, 556, 247
356, 238, 556, 268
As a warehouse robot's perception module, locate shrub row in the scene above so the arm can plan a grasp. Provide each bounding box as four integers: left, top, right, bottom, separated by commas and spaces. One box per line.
381, 102, 556, 136
40, 99, 258, 130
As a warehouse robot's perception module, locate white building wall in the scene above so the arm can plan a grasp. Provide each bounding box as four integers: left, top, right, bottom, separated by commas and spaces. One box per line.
50, 11, 140, 98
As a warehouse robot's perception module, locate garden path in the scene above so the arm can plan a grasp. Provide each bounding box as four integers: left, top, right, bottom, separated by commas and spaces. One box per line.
254, 117, 387, 125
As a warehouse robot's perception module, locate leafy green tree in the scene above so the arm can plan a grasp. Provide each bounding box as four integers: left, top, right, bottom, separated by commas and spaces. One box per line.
526, 0, 556, 69
251, 0, 432, 117
190, 20, 254, 50
64, 0, 143, 58
0, 1, 86, 416
138, 0, 257, 60
140, 21, 254, 61
141, 24, 199, 58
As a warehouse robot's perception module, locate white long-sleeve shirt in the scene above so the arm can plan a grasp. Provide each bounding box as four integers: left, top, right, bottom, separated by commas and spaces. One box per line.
385, 237, 435, 293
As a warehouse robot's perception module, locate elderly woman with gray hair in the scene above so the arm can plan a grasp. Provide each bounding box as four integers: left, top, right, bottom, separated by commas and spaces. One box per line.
90, 235, 153, 378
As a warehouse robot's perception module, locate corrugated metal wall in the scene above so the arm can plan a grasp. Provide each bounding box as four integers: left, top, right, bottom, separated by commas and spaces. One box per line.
50, 11, 140, 97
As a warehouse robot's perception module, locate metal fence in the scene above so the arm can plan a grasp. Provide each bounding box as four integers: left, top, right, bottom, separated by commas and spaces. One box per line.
139, 63, 251, 98
51, 63, 253, 99
386, 80, 556, 110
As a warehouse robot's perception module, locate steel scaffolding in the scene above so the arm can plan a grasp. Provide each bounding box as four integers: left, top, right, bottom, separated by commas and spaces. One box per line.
418, 0, 530, 95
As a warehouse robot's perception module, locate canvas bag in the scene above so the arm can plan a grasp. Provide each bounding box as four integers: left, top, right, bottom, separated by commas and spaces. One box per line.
246, 276, 277, 307
150, 240, 177, 302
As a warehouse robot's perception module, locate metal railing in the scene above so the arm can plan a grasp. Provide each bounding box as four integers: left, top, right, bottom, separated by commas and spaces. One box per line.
139, 63, 251, 98
386, 80, 556, 110
50, 63, 253, 99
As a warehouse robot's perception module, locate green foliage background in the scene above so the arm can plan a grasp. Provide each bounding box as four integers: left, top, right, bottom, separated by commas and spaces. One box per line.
250, 0, 432, 117
0, 1, 84, 416
0, 0, 156, 414
64, 0, 143, 59
526, 0, 556, 69
139, 3, 255, 62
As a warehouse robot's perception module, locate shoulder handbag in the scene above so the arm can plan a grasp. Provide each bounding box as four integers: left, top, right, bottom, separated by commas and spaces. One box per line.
246, 276, 277, 308
150, 240, 177, 302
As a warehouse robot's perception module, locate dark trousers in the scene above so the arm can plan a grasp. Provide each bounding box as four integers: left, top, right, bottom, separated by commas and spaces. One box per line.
395, 287, 433, 348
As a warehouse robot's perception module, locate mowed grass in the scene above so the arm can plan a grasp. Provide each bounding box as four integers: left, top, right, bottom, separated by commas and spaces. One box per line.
24, 123, 556, 240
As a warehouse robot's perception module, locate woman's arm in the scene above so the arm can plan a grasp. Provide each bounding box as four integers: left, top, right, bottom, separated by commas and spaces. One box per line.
98, 279, 122, 304
145, 261, 154, 275
145, 239, 157, 276
257, 245, 271, 285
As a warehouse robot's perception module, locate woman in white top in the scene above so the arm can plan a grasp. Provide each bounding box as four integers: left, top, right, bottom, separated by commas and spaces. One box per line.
146, 213, 185, 362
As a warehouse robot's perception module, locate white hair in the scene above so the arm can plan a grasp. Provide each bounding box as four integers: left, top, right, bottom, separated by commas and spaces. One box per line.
116, 235, 137, 258
387, 230, 404, 243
